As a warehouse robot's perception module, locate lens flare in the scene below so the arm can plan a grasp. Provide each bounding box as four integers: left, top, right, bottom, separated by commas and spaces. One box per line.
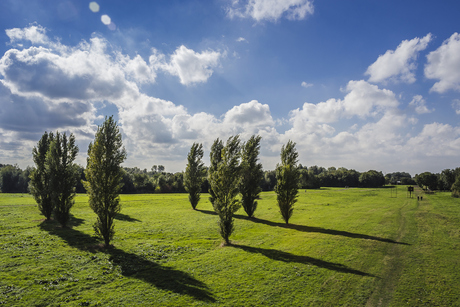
89, 2, 99, 13
101, 15, 111, 25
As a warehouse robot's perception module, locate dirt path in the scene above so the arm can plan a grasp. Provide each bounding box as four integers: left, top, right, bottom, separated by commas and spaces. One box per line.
365, 197, 414, 307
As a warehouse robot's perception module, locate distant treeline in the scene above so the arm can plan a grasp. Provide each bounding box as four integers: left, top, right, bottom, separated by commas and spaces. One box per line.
5, 162, 460, 194
0, 163, 416, 194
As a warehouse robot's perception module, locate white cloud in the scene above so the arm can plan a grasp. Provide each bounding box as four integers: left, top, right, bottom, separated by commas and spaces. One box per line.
6, 24, 49, 45
0, 36, 139, 102
342, 80, 399, 117
425, 32, 460, 93
452, 99, 460, 115
366, 34, 432, 84
150, 45, 223, 86
287, 80, 400, 145
406, 123, 460, 156
227, 0, 314, 22
301, 81, 313, 88
409, 95, 433, 114
119, 54, 156, 84
236, 37, 247, 43
3, 24, 460, 175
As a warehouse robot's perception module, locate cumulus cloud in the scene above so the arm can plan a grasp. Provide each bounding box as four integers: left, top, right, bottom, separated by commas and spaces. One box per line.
409, 95, 433, 114
0, 37, 139, 102
120, 54, 157, 84
366, 34, 432, 84
289, 80, 399, 131
301, 81, 313, 88
425, 33, 460, 93
227, 0, 314, 22
150, 45, 223, 86
452, 99, 460, 115
2, 24, 460, 175
406, 123, 460, 156
6, 24, 49, 45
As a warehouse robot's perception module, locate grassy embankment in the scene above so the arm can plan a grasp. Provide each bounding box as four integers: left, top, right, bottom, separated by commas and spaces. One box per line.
0, 187, 459, 306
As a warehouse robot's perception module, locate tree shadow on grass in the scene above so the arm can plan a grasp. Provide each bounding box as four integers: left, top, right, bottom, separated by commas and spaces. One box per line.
234, 215, 410, 245
38, 220, 215, 302
232, 244, 377, 277
195, 209, 217, 216
115, 213, 141, 222
105, 247, 215, 302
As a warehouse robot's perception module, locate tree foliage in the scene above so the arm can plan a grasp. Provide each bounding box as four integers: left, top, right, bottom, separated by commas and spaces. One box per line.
83, 116, 127, 247
1, 164, 30, 193
47, 132, 79, 227
451, 176, 460, 198
275, 140, 299, 224
30, 132, 55, 220
209, 136, 241, 245
415, 172, 438, 191
208, 138, 224, 206
239, 135, 263, 218
184, 143, 206, 209
359, 170, 385, 188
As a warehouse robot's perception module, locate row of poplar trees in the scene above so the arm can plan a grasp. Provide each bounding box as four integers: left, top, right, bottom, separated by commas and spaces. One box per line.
30, 116, 126, 247
184, 135, 299, 245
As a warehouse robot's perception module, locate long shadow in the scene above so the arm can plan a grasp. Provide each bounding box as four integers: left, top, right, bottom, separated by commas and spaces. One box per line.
195, 209, 217, 216
115, 213, 141, 222
68, 213, 85, 227
233, 244, 376, 277
234, 215, 410, 245
39, 220, 215, 302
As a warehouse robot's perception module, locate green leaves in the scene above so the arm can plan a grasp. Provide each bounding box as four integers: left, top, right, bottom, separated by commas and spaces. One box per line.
240, 135, 263, 218
209, 135, 241, 244
275, 140, 299, 224
84, 116, 126, 247
30, 131, 78, 226
47, 132, 79, 227
30, 132, 54, 220
184, 143, 206, 209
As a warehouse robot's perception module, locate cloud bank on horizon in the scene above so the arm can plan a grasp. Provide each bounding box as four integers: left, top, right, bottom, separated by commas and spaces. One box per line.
0, 0, 460, 175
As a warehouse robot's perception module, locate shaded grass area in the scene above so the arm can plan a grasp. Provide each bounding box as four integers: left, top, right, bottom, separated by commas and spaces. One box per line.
0, 188, 458, 306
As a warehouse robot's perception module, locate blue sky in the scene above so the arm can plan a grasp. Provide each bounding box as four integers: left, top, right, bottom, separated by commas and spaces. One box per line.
1, 0, 460, 175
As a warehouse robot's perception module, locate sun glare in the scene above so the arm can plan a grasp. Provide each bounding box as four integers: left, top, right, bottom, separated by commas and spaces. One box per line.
89, 2, 100, 13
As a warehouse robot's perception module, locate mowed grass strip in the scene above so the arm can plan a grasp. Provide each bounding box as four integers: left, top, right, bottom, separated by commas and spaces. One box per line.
0, 188, 458, 306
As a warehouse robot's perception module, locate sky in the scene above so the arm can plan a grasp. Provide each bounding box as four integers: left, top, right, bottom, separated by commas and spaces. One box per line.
0, 0, 460, 176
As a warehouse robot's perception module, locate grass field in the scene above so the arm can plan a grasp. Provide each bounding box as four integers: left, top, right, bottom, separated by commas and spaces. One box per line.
0, 187, 459, 306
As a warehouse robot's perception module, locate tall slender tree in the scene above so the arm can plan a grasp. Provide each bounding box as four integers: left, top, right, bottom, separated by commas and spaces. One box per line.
47, 132, 79, 227
208, 138, 223, 206
275, 140, 299, 224
30, 132, 54, 220
239, 135, 263, 218
209, 136, 241, 245
184, 143, 206, 209
83, 116, 127, 247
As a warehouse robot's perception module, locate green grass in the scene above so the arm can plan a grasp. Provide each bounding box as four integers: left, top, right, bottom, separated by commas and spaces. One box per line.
0, 187, 459, 306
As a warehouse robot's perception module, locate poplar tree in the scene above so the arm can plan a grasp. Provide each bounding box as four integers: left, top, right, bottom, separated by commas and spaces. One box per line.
209, 136, 241, 245
275, 140, 299, 224
184, 143, 206, 209
30, 132, 54, 220
83, 116, 127, 247
47, 132, 79, 227
239, 135, 263, 218
208, 138, 223, 206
